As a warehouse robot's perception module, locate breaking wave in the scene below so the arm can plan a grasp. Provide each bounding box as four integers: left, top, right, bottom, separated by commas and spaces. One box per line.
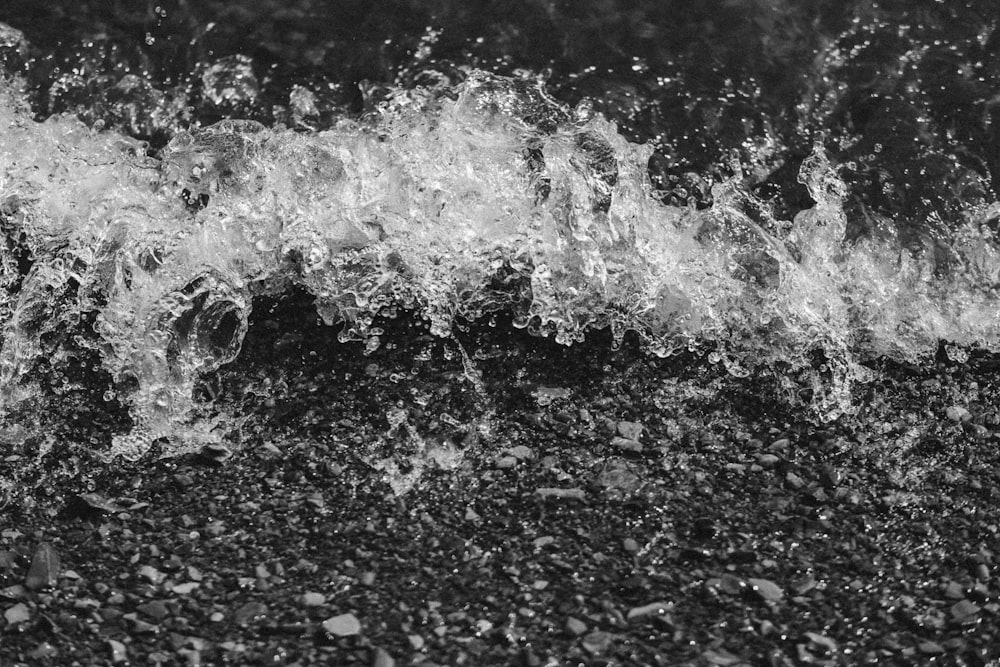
1, 69, 1000, 459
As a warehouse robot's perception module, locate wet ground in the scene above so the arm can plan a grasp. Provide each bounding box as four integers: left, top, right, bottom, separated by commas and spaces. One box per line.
3, 297, 1000, 665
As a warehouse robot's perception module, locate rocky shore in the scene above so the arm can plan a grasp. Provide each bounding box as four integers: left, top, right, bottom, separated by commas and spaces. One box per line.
2, 296, 1000, 666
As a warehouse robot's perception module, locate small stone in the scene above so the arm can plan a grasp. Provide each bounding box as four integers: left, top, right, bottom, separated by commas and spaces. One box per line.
581, 630, 613, 655
233, 601, 268, 626
610, 436, 643, 453
302, 592, 326, 607
25, 543, 60, 590
495, 456, 517, 469
623, 538, 640, 553
785, 472, 805, 489
976, 564, 990, 581
756, 454, 780, 468
138, 565, 166, 585
107, 639, 127, 663
769, 438, 790, 451
918, 641, 945, 655
627, 601, 673, 621
171, 582, 199, 595
4, 602, 30, 624
407, 634, 424, 650
28, 642, 58, 659
75, 493, 125, 514
946, 406, 972, 422
371, 647, 395, 667
616, 421, 645, 441
137, 600, 170, 621
950, 599, 980, 622
534, 488, 585, 501
475, 619, 493, 634
943, 580, 965, 599
804, 632, 837, 653
747, 578, 784, 602
565, 617, 587, 636
507, 445, 535, 460
323, 612, 361, 637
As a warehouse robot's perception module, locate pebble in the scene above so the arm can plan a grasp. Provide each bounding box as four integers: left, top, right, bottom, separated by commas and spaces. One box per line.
610, 436, 643, 453
747, 578, 784, 602
323, 612, 361, 636
565, 617, 588, 636
785, 472, 805, 489
107, 639, 128, 663
950, 599, 980, 622
756, 454, 780, 468
28, 642, 57, 659
534, 488, 585, 501
371, 647, 395, 667
233, 601, 268, 625
25, 543, 59, 590
301, 592, 326, 607
946, 405, 972, 422
171, 582, 199, 595
769, 438, 790, 452
4, 602, 30, 624
581, 630, 613, 655
507, 445, 535, 460
616, 421, 645, 441
137, 600, 170, 621
622, 538, 640, 553
138, 565, 166, 585
626, 601, 672, 621
495, 456, 517, 469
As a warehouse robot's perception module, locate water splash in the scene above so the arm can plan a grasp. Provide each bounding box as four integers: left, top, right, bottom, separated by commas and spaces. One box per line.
1, 70, 999, 457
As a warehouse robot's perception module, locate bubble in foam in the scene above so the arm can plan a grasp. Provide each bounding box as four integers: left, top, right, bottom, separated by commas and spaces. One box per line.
2, 70, 1000, 455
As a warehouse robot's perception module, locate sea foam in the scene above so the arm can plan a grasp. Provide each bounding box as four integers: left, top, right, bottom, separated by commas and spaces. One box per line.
1, 71, 998, 458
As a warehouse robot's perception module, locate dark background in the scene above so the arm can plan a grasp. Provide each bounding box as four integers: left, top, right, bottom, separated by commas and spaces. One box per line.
3, 0, 999, 241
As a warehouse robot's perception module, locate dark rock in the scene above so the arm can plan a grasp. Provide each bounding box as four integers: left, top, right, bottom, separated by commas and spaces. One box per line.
233, 601, 268, 626
24, 543, 59, 591
747, 578, 783, 602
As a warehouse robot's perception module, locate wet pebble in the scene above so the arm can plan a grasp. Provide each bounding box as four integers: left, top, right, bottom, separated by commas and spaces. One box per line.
582, 630, 613, 655
610, 436, 643, 453
626, 601, 672, 621
747, 578, 783, 602
107, 639, 128, 663
4, 602, 30, 624
616, 421, 645, 441
25, 543, 59, 590
565, 617, 587, 636
233, 601, 268, 625
323, 612, 361, 637
301, 592, 326, 607
946, 406, 972, 422
136, 600, 170, 621
756, 454, 780, 468
371, 647, 395, 667
534, 487, 585, 501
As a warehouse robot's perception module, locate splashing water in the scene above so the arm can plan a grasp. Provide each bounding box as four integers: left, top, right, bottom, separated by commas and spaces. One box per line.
1, 68, 1000, 458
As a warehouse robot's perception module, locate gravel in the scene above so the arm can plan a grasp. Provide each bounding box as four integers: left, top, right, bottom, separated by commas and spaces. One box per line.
2, 303, 1000, 665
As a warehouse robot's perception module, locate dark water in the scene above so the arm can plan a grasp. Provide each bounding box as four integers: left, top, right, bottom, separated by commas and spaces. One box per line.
0, 1, 999, 465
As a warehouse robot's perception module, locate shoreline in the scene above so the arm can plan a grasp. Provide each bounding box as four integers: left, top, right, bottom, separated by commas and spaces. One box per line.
3, 304, 1000, 665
